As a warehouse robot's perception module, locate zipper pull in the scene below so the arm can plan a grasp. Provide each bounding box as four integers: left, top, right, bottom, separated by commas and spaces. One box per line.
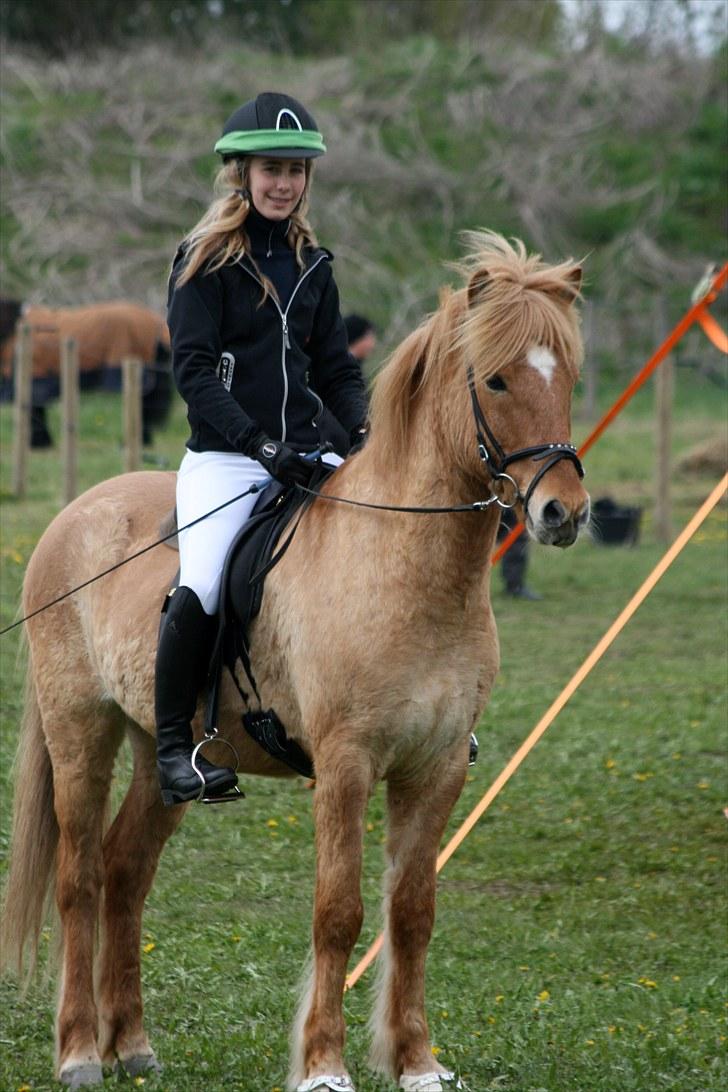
267, 227, 274, 258
282, 318, 291, 349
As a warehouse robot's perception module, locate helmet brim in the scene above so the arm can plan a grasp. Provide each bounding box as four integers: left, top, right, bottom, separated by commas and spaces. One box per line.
214, 128, 326, 159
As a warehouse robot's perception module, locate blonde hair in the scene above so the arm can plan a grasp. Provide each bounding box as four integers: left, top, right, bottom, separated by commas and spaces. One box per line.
176, 158, 318, 304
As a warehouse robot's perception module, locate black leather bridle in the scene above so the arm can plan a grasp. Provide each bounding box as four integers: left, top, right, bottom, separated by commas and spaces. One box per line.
467, 365, 585, 515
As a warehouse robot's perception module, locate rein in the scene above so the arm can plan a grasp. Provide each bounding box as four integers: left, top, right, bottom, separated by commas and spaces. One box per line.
2, 370, 584, 635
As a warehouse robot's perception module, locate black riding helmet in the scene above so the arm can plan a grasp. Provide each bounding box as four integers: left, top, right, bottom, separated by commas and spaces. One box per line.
214, 91, 326, 160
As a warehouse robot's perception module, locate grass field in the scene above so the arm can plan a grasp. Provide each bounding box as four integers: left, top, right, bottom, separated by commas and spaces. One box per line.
0, 373, 726, 1092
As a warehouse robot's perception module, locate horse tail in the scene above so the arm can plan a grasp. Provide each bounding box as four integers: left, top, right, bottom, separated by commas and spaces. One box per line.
0, 643, 59, 984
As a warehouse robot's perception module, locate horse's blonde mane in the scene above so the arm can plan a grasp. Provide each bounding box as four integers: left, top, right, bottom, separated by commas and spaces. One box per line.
370, 231, 584, 461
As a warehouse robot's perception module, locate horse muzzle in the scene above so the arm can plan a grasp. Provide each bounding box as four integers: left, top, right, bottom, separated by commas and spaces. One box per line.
527, 493, 591, 547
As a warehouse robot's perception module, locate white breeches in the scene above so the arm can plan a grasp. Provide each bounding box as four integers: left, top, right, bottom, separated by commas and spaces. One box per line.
176, 448, 342, 615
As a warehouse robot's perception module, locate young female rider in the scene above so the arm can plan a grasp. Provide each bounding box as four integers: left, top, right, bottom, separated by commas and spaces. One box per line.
156, 91, 369, 806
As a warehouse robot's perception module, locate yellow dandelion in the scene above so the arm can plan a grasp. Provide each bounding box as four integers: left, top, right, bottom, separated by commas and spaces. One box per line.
266, 818, 278, 828
431, 1046, 441, 1056
286, 815, 298, 824
231, 935, 241, 943
604, 758, 616, 769
440, 1010, 448, 1018
495, 994, 505, 1004
143, 942, 155, 954
585, 1039, 595, 1046
486, 1015, 496, 1025
633, 772, 653, 782
366, 822, 375, 832
697, 781, 710, 790
537, 990, 550, 1002
638, 977, 657, 989
608, 1025, 617, 1034
672, 975, 681, 982
134, 1079, 145, 1087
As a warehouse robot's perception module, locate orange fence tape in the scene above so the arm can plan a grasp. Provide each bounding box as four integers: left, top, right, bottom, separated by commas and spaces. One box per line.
492, 263, 728, 566
695, 307, 728, 354
345, 473, 728, 990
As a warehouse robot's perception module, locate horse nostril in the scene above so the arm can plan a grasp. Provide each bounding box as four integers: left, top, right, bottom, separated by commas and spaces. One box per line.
542, 499, 566, 527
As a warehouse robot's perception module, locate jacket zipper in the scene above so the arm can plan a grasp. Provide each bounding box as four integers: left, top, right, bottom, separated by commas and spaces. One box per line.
238, 253, 327, 443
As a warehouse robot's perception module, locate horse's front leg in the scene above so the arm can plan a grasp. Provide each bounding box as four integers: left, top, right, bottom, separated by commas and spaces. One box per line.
289, 743, 371, 1092
371, 746, 468, 1090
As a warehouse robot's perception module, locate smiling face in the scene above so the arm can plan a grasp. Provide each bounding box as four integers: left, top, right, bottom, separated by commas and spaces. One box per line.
246, 156, 307, 220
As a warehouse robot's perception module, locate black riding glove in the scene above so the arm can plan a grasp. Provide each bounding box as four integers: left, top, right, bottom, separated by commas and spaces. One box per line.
252, 435, 317, 489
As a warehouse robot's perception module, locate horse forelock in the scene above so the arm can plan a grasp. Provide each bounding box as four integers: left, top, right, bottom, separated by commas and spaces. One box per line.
456, 230, 584, 385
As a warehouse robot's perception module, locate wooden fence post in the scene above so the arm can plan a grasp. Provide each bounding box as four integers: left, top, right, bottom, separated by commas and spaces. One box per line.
654, 297, 673, 543
123, 357, 143, 473
60, 336, 79, 505
11, 322, 32, 497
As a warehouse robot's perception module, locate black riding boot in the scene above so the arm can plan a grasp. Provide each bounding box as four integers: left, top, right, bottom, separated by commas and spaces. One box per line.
155, 586, 238, 806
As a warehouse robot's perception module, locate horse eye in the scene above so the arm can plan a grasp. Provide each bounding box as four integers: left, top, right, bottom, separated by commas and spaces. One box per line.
486, 376, 507, 392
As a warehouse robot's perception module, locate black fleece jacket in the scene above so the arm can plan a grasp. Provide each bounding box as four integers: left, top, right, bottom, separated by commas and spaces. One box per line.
167, 234, 368, 455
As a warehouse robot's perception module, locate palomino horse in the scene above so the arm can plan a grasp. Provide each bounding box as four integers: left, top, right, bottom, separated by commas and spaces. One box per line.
0, 298, 172, 446
1, 233, 589, 1091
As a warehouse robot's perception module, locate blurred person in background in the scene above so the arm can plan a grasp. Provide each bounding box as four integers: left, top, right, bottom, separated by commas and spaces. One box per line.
498, 507, 541, 600
344, 312, 377, 363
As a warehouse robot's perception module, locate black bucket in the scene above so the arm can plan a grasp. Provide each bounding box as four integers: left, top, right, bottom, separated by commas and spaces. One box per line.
592, 497, 642, 546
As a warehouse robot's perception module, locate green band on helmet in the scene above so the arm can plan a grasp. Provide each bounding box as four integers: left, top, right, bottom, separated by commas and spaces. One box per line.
214, 128, 326, 156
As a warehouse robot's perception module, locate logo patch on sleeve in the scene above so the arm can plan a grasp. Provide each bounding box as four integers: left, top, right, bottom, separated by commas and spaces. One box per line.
216, 351, 236, 391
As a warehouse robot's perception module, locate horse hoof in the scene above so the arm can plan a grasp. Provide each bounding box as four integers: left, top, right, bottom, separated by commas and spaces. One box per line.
296, 1075, 356, 1091
118, 1052, 162, 1077
59, 1063, 104, 1089
399, 1072, 465, 1092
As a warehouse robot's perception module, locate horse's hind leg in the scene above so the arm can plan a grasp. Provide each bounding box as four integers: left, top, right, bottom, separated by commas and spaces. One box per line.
97, 723, 187, 1075
370, 753, 468, 1087
45, 699, 125, 1087
289, 744, 371, 1090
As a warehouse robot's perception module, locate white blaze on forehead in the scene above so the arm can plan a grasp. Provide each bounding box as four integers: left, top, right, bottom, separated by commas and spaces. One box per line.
527, 345, 557, 384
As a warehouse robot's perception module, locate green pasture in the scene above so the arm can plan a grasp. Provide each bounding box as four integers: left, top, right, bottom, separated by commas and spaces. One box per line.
0, 375, 726, 1092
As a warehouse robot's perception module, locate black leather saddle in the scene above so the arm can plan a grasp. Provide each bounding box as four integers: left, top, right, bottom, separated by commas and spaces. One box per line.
202, 462, 334, 778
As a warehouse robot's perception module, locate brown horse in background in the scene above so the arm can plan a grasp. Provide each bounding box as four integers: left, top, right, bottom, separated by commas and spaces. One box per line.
1, 233, 590, 1091
0, 298, 172, 446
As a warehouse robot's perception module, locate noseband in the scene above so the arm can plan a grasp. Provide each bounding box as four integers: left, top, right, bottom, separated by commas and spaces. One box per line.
467, 366, 585, 515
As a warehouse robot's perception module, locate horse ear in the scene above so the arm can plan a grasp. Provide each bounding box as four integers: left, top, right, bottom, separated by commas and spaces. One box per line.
559, 266, 582, 304
468, 270, 490, 308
